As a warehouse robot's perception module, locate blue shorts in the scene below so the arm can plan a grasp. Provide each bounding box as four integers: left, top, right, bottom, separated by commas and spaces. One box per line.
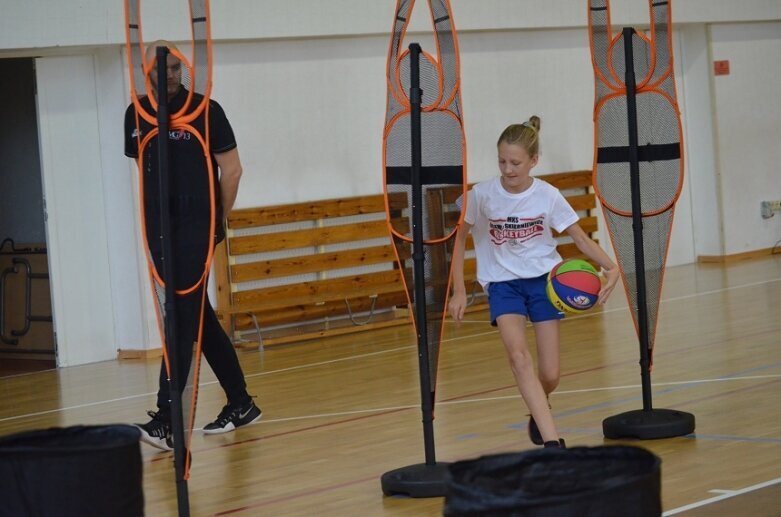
487, 275, 564, 325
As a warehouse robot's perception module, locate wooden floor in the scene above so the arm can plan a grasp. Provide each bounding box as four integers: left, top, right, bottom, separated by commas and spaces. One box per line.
1, 255, 780, 516
0, 358, 55, 377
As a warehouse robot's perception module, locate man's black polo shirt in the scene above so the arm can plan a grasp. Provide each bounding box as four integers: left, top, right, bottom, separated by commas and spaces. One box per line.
124, 87, 236, 253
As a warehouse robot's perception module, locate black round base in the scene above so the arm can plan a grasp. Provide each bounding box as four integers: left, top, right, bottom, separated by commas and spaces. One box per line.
381, 462, 451, 498
603, 408, 695, 440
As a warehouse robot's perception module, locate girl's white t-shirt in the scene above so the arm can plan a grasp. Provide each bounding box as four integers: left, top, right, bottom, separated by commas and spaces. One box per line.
463, 177, 579, 286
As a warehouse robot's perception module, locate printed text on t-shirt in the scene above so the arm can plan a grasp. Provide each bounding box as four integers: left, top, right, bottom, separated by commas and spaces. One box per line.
488, 215, 544, 245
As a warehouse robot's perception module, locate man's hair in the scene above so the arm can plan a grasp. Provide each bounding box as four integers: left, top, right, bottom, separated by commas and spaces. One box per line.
144, 40, 179, 64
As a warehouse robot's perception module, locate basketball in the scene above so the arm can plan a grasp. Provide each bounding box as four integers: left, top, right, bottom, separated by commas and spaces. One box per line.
546, 259, 602, 313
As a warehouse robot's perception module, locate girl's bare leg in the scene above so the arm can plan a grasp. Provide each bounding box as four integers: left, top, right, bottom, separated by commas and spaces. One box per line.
496, 314, 559, 442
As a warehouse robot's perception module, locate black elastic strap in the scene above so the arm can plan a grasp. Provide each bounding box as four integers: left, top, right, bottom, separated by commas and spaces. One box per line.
597, 142, 680, 163
386, 165, 463, 185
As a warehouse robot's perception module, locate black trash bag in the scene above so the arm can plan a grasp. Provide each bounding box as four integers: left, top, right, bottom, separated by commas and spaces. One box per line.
0, 425, 144, 517
444, 446, 661, 517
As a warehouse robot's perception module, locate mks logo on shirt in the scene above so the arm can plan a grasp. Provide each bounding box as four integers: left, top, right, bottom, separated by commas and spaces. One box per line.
488, 215, 544, 245
131, 128, 191, 141
169, 129, 191, 141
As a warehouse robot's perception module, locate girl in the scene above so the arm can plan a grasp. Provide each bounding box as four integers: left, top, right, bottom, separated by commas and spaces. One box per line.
448, 115, 619, 448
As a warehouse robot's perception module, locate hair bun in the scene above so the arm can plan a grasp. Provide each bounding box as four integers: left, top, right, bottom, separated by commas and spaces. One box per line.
527, 115, 541, 132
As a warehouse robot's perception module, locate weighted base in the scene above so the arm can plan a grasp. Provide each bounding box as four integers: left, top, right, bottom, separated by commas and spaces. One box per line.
603, 408, 695, 440
381, 462, 451, 498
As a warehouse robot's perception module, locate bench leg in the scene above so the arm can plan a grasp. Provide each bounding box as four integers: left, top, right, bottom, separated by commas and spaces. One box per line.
344, 295, 378, 326
247, 313, 264, 351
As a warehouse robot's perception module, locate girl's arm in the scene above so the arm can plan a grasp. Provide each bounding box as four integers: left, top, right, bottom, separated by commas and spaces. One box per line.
564, 222, 620, 304
448, 221, 473, 323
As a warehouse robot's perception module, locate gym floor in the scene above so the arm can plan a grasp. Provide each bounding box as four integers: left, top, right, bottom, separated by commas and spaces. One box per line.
1, 255, 779, 516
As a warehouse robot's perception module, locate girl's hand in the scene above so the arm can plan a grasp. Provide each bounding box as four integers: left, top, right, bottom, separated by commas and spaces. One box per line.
598, 267, 620, 304
448, 291, 468, 325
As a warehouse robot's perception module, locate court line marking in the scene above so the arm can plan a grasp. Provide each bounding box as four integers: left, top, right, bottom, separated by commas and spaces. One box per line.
662, 476, 781, 515
213, 474, 378, 516
232, 276, 781, 379
553, 425, 781, 444
210, 375, 781, 513
1, 361, 779, 426
5, 371, 777, 427
198, 372, 781, 427
0, 276, 778, 424
452, 276, 781, 324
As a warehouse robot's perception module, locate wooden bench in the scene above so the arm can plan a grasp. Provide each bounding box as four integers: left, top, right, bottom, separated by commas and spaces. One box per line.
214, 170, 598, 347
213, 193, 414, 347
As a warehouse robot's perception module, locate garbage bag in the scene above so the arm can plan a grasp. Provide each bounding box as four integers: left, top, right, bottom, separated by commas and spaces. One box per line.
0, 425, 144, 517
444, 446, 660, 516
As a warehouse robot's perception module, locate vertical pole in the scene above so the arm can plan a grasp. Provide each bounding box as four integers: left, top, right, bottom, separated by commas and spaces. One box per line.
409, 42, 436, 466
622, 28, 653, 412
155, 46, 190, 517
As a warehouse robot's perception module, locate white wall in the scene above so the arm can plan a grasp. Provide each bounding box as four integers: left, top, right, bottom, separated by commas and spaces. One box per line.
678, 24, 723, 257
211, 36, 390, 205
2, 0, 780, 52
4, 2, 779, 362
213, 24, 698, 266
710, 21, 781, 255
95, 47, 162, 353
35, 55, 117, 366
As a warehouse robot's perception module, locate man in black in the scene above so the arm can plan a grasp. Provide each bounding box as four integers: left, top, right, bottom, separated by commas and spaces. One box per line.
124, 41, 260, 450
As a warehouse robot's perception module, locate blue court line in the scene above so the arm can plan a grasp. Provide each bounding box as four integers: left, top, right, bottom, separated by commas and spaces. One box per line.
553, 360, 781, 421
556, 426, 781, 444
456, 433, 480, 441
502, 362, 781, 436
682, 433, 781, 444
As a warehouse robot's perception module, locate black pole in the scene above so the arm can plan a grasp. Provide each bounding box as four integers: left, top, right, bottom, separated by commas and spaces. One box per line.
409, 42, 437, 467
622, 28, 654, 412
379, 43, 450, 498
601, 30, 695, 439
155, 46, 190, 517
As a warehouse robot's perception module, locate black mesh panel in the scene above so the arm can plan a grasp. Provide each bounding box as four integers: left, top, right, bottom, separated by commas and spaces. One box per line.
384, 0, 466, 394
596, 94, 682, 215
125, 0, 214, 478
399, 52, 443, 110
589, 0, 613, 100
589, 0, 682, 357
126, 0, 146, 99
604, 209, 673, 349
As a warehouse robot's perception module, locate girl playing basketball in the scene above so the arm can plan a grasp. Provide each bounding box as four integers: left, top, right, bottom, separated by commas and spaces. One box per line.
448, 115, 619, 448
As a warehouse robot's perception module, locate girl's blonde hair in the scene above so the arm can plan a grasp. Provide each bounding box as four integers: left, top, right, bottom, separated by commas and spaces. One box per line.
497, 115, 541, 157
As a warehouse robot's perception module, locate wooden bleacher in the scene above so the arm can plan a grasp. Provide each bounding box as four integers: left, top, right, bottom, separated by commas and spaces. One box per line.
214, 170, 598, 347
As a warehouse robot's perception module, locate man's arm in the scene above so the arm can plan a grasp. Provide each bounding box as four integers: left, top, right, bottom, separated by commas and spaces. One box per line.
214, 147, 243, 216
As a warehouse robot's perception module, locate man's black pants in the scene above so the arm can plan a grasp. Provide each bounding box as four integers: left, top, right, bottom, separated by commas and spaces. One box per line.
151, 236, 250, 418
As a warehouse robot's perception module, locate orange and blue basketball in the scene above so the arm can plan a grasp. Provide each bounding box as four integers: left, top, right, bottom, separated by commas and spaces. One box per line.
546, 259, 601, 313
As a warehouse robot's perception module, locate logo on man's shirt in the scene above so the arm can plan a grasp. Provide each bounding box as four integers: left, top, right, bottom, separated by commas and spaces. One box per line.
169, 129, 191, 141
488, 215, 544, 245
131, 128, 191, 141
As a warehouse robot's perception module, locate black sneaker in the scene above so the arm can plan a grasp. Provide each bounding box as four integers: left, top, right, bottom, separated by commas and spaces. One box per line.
543, 438, 566, 449
528, 415, 544, 445
203, 399, 262, 435
135, 410, 173, 451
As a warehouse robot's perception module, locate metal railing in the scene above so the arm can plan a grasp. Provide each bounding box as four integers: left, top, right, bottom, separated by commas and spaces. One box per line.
0, 238, 54, 353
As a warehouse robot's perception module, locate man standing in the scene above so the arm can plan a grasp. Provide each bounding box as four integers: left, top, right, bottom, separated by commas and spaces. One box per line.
124, 41, 261, 450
